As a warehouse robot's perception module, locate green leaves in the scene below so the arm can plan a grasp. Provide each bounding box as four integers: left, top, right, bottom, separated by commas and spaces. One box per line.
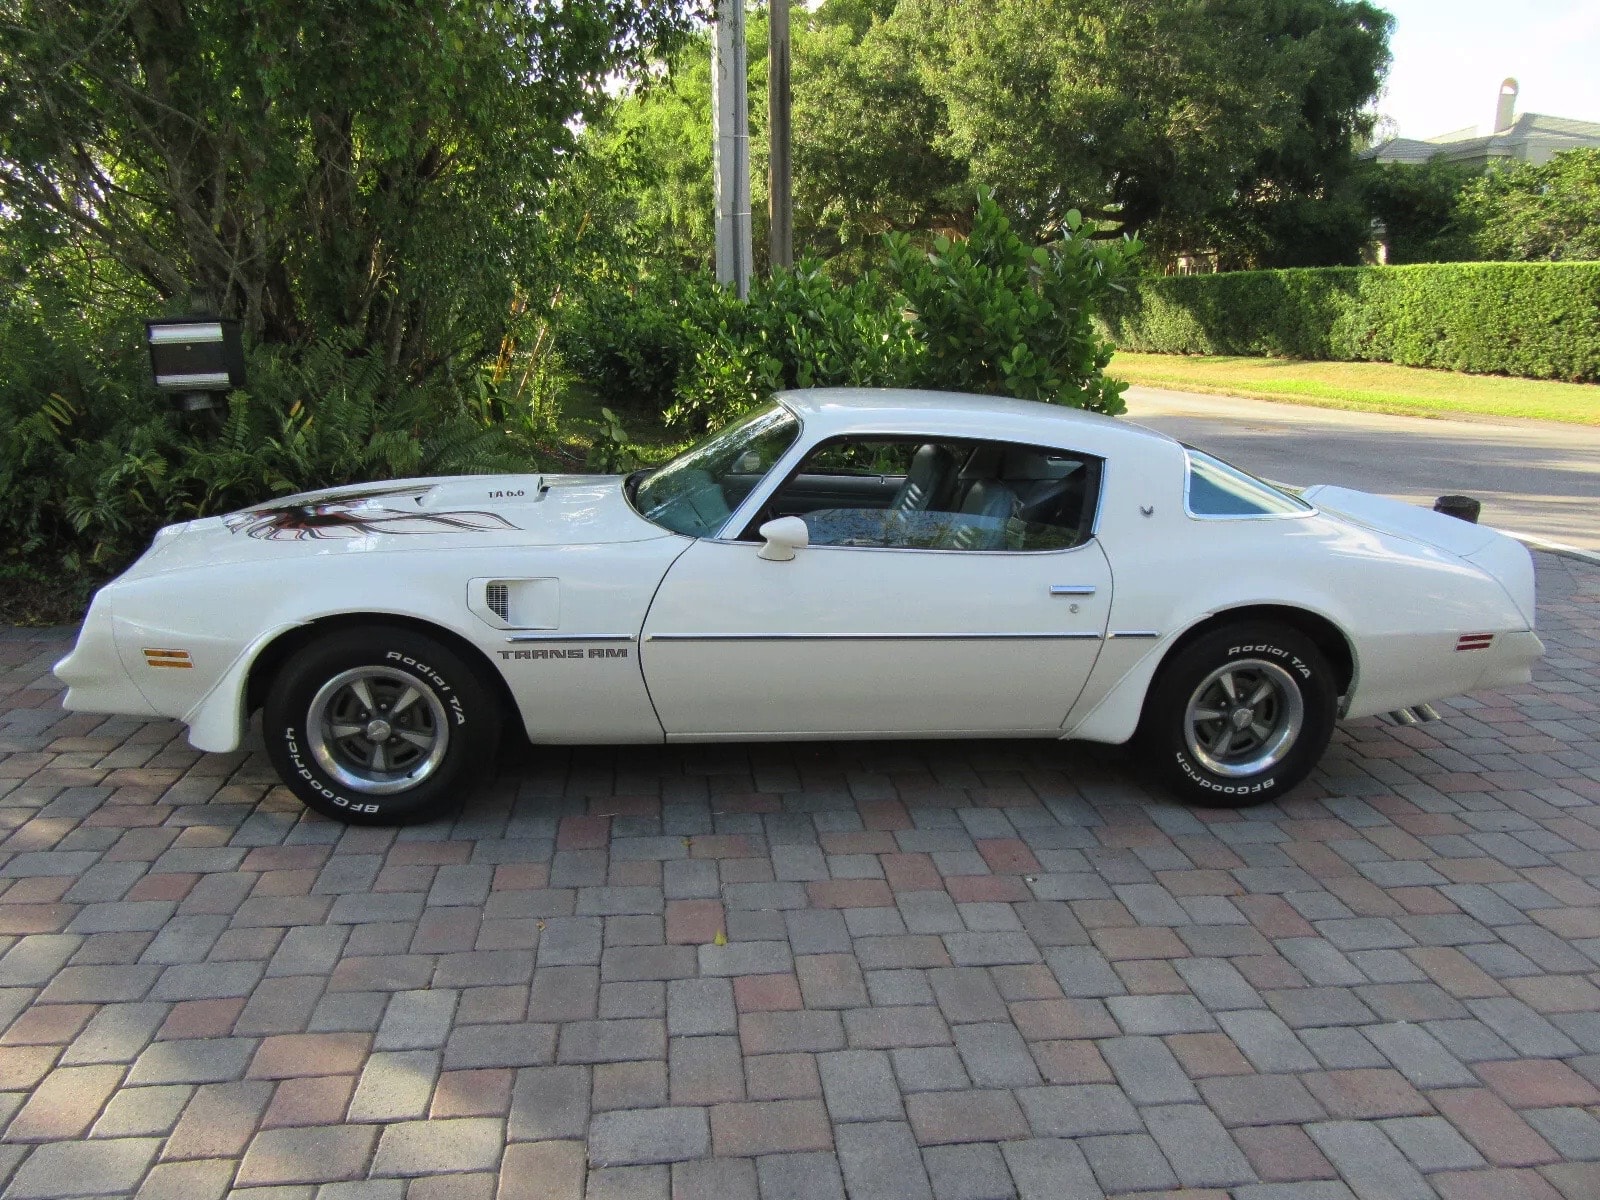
889, 192, 1139, 414
562, 190, 1140, 427
1100, 262, 1600, 383
1, 0, 702, 377
1457, 149, 1600, 264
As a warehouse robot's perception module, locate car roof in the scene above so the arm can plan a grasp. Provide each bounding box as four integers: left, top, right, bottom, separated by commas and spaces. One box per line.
774, 387, 1181, 458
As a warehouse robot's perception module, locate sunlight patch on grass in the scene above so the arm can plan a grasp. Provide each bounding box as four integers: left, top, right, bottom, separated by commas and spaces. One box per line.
1110, 352, 1600, 425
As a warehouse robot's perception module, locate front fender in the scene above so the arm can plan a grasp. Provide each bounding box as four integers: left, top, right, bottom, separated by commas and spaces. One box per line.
181, 623, 303, 753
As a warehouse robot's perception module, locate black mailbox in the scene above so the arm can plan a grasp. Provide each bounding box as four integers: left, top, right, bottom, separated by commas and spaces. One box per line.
146, 316, 245, 410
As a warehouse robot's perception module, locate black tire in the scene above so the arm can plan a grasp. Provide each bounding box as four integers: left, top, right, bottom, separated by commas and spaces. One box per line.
263, 626, 501, 825
1137, 622, 1336, 808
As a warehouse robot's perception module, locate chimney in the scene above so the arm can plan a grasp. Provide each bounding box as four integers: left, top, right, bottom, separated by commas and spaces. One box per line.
1495, 78, 1518, 133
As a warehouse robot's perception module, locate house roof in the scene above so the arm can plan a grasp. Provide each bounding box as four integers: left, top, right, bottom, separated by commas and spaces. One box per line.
1363, 112, 1600, 165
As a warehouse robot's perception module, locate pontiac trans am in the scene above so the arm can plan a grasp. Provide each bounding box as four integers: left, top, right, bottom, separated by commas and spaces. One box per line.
55, 388, 1544, 823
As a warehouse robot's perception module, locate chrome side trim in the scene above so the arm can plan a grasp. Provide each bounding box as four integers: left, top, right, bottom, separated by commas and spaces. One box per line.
648, 631, 1102, 642
1107, 630, 1161, 639
505, 633, 636, 644
1049, 584, 1097, 596
702, 538, 1096, 559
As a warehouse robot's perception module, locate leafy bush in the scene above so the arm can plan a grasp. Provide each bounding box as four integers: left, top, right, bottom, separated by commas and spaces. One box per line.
1100, 262, 1600, 382
563, 193, 1141, 430
889, 205, 1138, 413
557, 271, 731, 417
1, 316, 535, 585
667, 259, 916, 430
1458, 148, 1600, 263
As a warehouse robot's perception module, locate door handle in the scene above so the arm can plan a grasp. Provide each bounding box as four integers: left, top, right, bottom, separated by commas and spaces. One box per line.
1050, 585, 1097, 596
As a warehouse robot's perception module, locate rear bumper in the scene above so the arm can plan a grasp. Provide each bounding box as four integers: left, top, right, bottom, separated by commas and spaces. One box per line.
1473, 629, 1544, 692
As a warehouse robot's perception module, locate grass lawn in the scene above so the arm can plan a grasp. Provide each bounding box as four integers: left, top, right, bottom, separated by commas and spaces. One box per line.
1110, 352, 1600, 425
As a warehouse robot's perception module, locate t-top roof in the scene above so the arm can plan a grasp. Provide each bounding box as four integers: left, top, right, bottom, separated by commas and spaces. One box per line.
773, 387, 1180, 458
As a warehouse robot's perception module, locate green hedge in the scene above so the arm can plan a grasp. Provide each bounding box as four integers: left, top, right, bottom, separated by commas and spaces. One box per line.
1099, 261, 1600, 382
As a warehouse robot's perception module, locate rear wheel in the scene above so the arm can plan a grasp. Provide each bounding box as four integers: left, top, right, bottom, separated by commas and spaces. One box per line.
1137, 622, 1336, 807
263, 626, 500, 825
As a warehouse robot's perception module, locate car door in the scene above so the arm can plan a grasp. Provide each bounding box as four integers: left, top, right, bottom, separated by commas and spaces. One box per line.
639, 436, 1112, 737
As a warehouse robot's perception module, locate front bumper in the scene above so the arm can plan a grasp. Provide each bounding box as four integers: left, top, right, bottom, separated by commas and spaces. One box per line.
54, 592, 159, 718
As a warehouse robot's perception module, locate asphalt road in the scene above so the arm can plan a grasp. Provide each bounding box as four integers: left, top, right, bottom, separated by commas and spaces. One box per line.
1125, 386, 1600, 554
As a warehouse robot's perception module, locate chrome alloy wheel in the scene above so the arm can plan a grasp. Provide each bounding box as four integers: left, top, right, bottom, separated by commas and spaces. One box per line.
1182, 658, 1304, 778
306, 666, 450, 794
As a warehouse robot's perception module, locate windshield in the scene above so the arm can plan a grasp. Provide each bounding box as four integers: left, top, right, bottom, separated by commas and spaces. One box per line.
631, 403, 801, 537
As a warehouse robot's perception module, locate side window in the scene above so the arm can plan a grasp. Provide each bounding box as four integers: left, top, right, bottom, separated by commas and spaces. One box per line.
1185, 448, 1311, 518
757, 437, 1100, 552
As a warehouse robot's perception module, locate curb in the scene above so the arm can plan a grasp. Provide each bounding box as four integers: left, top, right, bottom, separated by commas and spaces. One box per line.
1499, 530, 1600, 568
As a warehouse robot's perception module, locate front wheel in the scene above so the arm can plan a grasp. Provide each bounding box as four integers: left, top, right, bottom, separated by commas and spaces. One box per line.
1137, 622, 1336, 807
263, 626, 501, 825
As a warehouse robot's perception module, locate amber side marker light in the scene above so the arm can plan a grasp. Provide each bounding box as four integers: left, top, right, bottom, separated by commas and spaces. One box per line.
142, 648, 193, 669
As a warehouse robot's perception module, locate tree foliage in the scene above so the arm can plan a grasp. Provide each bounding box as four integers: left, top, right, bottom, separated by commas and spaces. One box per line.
796, 0, 1392, 265
1357, 159, 1478, 265
0, 0, 702, 376
1458, 149, 1600, 263
791, 0, 965, 261
562, 192, 1141, 432
595, 0, 1391, 269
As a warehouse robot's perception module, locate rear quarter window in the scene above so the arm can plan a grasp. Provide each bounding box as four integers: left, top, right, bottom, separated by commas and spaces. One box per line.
1185, 449, 1312, 518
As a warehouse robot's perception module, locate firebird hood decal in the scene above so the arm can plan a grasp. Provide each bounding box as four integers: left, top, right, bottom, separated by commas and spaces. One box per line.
224, 487, 519, 541
117, 473, 677, 580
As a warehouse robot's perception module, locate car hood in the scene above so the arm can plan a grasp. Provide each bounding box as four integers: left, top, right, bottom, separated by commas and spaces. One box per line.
123, 473, 674, 578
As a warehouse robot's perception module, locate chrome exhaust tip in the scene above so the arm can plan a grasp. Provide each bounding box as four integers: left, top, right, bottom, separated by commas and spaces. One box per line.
1386, 705, 1442, 726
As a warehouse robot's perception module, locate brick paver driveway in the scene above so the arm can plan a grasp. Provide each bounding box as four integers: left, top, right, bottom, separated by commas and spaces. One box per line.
1, 553, 1597, 1200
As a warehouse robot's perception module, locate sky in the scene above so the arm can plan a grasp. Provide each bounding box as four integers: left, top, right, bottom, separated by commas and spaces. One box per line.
1375, 0, 1600, 138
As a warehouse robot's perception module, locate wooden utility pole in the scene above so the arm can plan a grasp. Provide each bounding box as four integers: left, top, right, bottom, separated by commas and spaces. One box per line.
712, 0, 752, 298
768, 0, 793, 272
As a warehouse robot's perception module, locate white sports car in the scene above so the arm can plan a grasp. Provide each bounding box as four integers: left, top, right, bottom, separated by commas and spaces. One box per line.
56, 388, 1543, 823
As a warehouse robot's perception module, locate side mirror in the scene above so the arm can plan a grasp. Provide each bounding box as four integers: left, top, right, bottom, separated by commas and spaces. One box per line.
757, 516, 809, 562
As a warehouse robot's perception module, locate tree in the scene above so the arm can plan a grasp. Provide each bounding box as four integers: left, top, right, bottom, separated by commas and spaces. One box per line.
593, 28, 760, 275
791, 1, 966, 262
1210, 0, 1396, 267
1357, 159, 1477, 264
1458, 148, 1600, 262
0, 1, 701, 378
795, 0, 1391, 265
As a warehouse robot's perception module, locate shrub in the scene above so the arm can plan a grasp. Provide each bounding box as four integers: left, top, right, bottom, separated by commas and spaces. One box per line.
556, 271, 732, 417
1, 318, 533, 583
668, 259, 916, 430
1099, 262, 1600, 382
889, 204, 1139, 414
564, 193, 1141, 430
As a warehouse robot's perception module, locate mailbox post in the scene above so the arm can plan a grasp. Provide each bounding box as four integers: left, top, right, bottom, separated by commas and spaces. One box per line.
145, 317, 245, 412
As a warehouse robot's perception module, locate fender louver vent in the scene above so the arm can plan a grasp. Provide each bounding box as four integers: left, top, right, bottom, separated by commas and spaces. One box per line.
485, 583, 510, 623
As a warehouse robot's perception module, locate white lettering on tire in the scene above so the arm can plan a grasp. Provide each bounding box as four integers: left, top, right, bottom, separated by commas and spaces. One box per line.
1176, 751, 1276, 796
1227, 643, 1311, 679
283, 727, 380, 813
383, 651, 467, 724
